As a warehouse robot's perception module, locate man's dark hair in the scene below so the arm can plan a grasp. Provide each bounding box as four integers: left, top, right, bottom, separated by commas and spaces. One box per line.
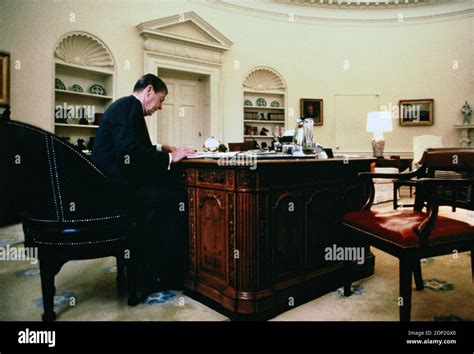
133, 73, 168, 94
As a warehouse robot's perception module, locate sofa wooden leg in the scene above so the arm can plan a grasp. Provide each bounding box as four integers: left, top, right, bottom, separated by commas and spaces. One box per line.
126, 259, 139, 306
413, 260, 424, 290
39, 258, 64, 322
116, 255, 127, 291
399, 259, 413, 322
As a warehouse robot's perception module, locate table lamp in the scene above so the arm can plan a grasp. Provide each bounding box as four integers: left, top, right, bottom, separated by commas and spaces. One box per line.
366, 111, 392, 158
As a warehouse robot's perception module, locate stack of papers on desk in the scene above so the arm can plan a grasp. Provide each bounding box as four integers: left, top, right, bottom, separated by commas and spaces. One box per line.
334, 154, 361, 158
187, 151, 240, 159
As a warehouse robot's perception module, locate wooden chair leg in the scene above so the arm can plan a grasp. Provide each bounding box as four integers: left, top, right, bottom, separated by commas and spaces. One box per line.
413, 260, 424, 290
39, 258, 65, 322
399, 259, 413, 322
393, 185, 399, 210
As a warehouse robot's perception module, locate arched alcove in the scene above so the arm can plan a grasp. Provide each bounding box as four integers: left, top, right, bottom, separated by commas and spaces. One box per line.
53, 31, 116, 151
243, 67, 287, 147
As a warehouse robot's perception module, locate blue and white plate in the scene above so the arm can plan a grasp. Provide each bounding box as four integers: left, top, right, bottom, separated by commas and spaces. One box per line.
71, 84, 83, 93
55, 78, 66, 90
256, 98, 267, 107
89, 84, 106, 96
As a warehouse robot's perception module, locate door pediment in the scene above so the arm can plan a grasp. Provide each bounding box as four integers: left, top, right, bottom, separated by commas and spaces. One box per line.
160, 22, 220, 45
136, 11, 233, 52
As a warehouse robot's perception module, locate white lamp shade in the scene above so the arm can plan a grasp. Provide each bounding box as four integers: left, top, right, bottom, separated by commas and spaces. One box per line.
366, 111, 393, 133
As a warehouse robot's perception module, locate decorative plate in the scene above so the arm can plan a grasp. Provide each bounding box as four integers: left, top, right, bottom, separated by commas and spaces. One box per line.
90, 84, 106, 96
244, 99, 252, 106
270, 100, 280, 108
55, 78, 66, 90
256, 98, 267, 107
71, 84, 83, 93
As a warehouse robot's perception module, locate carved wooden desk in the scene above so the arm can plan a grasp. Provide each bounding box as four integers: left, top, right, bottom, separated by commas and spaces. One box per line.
178, 157, 375, 319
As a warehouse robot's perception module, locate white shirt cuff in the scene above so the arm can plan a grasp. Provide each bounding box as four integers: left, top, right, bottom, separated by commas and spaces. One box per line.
156, 144, 162, 152
168, 153, 172, 170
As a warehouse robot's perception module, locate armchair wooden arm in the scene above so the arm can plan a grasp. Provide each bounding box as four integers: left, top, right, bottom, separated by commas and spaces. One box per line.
358, 169, 422, 211
415, 178, 474, 246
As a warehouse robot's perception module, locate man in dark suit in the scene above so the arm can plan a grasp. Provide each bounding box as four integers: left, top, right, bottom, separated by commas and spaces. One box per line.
92, 74, 195, 303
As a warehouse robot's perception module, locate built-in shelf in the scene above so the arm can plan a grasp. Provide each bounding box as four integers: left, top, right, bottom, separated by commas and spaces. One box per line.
244, 120, 285, 124
453, 124, 474, 147
53, 31, 115, 151
55, 60, 114, 76
244, 106, 284, 110
244, 135, 274, 139
243, 67, 286, 145
55, 89, 113, 100
55, 123, 99, 129
243, 89, 285, 95
454, 124, 474, 129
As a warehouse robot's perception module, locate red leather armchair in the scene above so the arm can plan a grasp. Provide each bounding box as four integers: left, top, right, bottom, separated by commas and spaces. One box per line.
342, 148, 474, 321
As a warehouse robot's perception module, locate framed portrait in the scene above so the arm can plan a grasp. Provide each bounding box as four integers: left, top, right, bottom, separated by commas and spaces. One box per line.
399, 99, 434, 126
300, 98, 323, 126
0, 51, 10, 107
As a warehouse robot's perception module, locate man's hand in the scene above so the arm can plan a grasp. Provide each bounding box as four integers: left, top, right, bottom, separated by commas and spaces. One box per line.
162, 144, 177, 153
171, 146, 196, 163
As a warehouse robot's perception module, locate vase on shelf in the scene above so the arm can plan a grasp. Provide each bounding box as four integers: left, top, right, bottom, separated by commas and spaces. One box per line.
462, 101, 472, 125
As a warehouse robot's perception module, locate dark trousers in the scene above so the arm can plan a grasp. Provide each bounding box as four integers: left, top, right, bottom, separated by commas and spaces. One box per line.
132, 180, 188, 287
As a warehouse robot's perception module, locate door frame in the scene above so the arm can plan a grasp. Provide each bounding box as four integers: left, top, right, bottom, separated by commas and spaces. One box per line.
144, 51, 222, 145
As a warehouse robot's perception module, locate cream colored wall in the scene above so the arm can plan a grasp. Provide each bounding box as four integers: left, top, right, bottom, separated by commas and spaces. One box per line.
0, 0, 472, 154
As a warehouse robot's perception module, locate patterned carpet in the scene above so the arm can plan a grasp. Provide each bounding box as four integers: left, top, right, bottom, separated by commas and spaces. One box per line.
0, 192, 472, 321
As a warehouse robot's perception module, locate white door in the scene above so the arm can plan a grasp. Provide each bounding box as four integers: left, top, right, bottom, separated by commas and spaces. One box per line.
334, 95, 379, 153
157, 70, 206, 149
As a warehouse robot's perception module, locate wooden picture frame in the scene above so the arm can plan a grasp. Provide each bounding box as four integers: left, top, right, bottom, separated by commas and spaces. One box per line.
0, 51, 10, 107
399, 99, 434, 126
300, 98, 323, 126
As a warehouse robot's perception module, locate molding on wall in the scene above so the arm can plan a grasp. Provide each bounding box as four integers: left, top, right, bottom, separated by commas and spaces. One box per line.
143, 37, 224, 65
201, 0, 474, 26
272, 0, 457, 10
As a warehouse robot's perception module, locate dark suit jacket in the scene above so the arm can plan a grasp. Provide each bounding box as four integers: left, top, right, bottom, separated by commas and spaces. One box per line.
92, 95, 170, 186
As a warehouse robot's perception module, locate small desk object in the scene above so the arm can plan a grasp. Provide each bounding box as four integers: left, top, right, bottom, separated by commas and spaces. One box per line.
178, 156, 375, 319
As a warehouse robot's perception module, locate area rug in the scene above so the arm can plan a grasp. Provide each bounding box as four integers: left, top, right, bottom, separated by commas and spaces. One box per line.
0, 194, 472, 321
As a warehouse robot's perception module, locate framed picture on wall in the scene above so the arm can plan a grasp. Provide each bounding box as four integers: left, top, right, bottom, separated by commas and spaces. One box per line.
399, 99, 434, 126
0, 51, 10, 107
300, 98, 323, 126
